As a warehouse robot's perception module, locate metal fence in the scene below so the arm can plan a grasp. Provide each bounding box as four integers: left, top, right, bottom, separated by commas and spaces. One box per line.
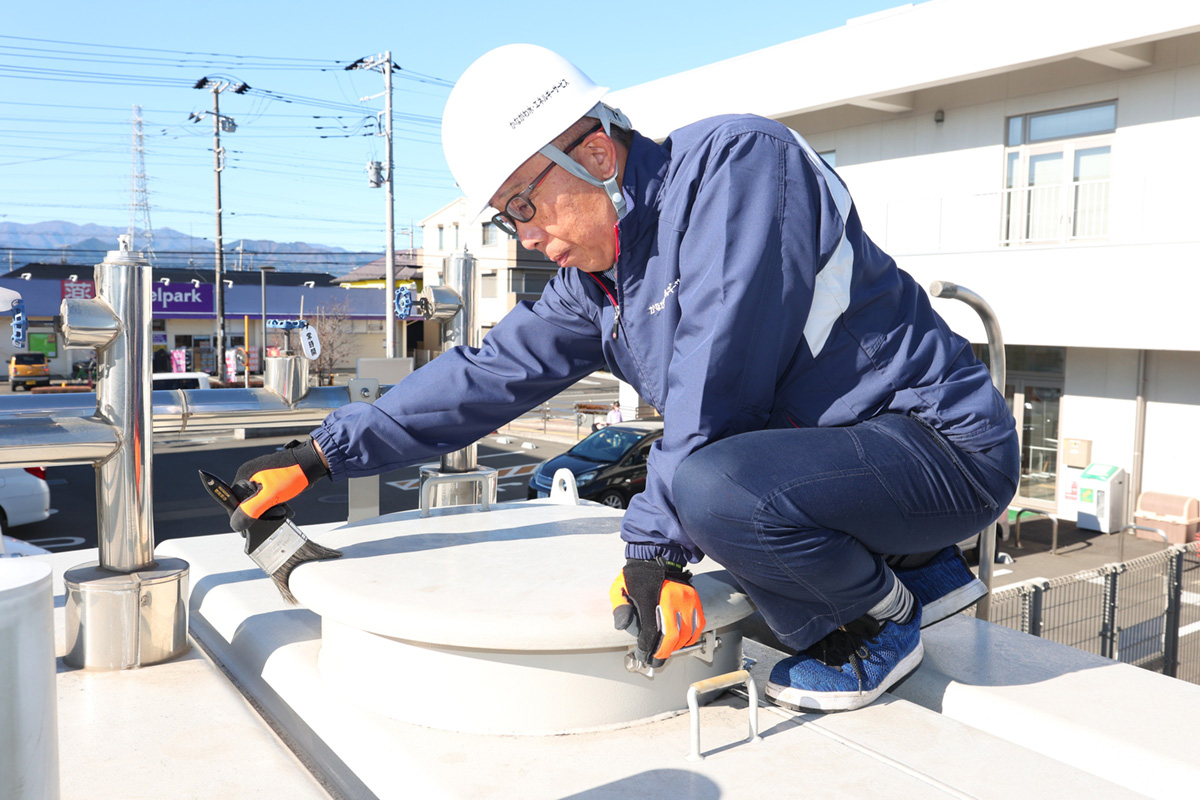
979, 541, 1200, 684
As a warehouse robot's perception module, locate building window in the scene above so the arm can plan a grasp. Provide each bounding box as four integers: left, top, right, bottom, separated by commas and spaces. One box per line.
481, 222, 497, 246
511, 270, 553, 295
481, 272, 498, 298
1001, 101, 1115, 245
437, 225, 444, 250
453, 224, 460, 250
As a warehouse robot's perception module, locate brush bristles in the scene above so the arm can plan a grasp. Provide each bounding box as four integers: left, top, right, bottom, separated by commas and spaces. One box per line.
269, 539, 343, 605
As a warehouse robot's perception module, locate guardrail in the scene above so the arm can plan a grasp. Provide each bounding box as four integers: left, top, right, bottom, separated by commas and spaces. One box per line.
984, 542, 1200, 684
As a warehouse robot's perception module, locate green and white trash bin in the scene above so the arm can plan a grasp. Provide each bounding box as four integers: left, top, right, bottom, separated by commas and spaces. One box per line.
1076, 463, 1127, 533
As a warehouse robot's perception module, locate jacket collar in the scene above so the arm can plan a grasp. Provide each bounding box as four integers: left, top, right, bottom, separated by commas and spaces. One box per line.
615, 131, 668, 275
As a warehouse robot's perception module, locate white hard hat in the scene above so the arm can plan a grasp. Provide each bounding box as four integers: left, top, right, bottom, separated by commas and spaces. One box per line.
442, 44, 629, 220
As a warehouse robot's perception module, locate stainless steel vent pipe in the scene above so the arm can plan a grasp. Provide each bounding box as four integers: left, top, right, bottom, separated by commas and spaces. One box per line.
57, 239, 189, 669
418, 249, 497, 509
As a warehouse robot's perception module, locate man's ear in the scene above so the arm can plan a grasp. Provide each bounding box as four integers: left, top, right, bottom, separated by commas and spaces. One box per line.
577, 131, 618, 181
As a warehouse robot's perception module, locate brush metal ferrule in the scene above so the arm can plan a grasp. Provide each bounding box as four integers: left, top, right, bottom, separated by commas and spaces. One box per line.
247, 520, 309, 575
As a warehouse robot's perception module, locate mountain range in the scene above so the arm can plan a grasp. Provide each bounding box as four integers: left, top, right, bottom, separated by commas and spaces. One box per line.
0, 221, 380, 276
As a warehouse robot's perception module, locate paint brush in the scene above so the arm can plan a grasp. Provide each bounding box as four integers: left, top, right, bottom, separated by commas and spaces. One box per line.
198, 470, 341, 604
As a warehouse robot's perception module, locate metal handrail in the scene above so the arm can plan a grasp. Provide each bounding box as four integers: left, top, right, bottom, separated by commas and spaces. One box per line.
1117, 524, 1167, 562
1012, 507, 1060, 555
930, 281, 1005, 621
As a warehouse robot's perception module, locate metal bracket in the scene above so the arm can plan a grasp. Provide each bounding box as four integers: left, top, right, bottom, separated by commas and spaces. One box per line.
418, 467, 499, 517
548, 468, 580, 505
347, 378, 381, 403
625, 630, 720, 678
686, 668, 762, 761
347, 378, 382, 522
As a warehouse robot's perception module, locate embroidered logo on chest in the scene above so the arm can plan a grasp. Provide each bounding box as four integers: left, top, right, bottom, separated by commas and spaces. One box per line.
647, 279, 680, 316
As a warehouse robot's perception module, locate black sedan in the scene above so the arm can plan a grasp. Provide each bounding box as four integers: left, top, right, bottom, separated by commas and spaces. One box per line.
527, 421, 664, 508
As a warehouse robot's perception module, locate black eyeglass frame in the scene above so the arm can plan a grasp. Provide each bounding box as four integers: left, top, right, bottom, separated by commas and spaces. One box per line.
491, 123, 604, 236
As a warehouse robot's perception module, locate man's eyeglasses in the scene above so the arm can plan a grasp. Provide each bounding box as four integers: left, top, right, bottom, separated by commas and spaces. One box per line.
491, 123, 603, 236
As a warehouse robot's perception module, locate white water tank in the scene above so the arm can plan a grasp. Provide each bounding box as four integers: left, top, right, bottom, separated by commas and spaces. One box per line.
0, 559, 61, 800
290, 499, 754, 735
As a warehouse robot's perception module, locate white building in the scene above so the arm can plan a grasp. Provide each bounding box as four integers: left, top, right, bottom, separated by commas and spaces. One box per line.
419, 197, 556, 342
606, 0, 1200, 521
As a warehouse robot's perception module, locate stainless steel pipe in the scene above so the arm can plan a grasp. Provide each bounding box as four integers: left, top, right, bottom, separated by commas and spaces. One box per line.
54, 240, 189, 669
423, 250, 490, 509
63, 243, 155, 572
0, 386, 358, 468
929, 280, 1006, 621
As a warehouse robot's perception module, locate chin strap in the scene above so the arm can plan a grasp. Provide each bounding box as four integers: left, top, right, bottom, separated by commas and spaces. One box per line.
538, 102, 629, 219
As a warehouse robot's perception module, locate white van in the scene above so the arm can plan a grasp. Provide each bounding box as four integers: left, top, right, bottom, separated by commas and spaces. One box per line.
152, 372, 212, 391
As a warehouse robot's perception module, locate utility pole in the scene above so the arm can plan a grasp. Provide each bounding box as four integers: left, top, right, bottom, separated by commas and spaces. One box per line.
347, 52, 397, 358
190, 77, 248, 380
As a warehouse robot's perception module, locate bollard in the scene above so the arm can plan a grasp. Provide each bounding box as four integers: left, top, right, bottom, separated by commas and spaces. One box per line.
0, 560, 61, 800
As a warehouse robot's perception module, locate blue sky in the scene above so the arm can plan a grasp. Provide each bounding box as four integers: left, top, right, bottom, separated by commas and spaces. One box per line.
2, 1, 909, 255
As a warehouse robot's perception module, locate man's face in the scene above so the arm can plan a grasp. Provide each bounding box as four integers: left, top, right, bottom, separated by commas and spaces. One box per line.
489, 137, 618, 273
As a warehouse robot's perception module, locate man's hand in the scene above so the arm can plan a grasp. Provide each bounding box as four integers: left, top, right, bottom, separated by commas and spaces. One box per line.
610, 557, 706, 667
229, 439, 328, 533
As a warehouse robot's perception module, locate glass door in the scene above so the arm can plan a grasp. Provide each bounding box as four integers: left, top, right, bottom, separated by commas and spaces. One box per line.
1006, 379, 1063, 509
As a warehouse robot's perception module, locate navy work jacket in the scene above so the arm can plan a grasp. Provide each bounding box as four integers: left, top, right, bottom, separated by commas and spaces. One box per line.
312, 115, 1014, 564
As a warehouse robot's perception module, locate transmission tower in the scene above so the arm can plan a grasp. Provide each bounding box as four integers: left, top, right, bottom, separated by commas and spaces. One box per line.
129, 104, 157, 265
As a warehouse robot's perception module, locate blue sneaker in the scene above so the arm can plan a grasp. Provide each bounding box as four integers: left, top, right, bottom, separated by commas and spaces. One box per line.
765, 610, 923, 712
893, 545, 986, 627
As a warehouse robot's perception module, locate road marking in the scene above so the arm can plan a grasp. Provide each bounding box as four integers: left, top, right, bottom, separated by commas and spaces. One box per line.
27, 536, 86, 551
1181, 591, 1200, 606
386, 463, 537, 492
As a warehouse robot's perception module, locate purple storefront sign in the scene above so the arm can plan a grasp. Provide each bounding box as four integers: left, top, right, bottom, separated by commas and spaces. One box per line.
153, 283, 214, 316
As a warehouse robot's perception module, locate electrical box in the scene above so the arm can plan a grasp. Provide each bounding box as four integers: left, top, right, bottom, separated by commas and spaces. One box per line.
1063, 438, 1092, 470
1076, 463, 1126, 534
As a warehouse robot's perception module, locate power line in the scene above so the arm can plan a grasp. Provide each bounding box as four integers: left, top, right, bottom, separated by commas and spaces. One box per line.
0, 34, 346, 65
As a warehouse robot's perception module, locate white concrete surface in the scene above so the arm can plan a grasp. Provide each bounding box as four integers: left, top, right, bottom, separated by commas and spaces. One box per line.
893, 614, 1200, 799
39, 549, 330, 800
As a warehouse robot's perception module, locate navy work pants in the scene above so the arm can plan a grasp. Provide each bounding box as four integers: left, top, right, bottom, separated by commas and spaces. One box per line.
672, 413, 1019, 651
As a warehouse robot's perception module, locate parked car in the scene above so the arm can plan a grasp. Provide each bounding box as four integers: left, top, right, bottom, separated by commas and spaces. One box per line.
9, 352, 50, 390
527, 421, 664, 509
152, 372, 212, 391
0, 467, 54, 539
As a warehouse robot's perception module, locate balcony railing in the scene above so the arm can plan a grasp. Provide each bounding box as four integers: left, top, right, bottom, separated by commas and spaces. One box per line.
857, 178, 1112, 254
1001, 179, 1111, 245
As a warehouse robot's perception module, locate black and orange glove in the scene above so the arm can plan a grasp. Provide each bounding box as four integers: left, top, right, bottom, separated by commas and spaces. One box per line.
610, 557, 706, 667
229, 439, 328, 534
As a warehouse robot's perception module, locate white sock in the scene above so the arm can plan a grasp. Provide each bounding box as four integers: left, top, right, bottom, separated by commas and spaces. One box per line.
867, 575, 915, 625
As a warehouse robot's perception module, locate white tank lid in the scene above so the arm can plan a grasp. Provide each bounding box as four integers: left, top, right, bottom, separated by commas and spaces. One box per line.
289, 500, 754, 651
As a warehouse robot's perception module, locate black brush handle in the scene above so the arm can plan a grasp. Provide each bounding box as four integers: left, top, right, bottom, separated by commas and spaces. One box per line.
198, 470, 241, 514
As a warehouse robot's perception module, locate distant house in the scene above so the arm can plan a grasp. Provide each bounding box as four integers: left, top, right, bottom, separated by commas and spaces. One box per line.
335, 249, 423, 289
419, 197, 556, 339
